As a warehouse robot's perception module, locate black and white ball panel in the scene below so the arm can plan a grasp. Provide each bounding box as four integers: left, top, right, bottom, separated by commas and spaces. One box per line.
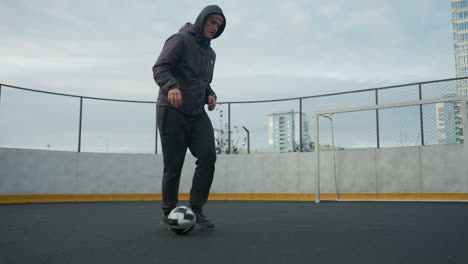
167, 206, 196, 230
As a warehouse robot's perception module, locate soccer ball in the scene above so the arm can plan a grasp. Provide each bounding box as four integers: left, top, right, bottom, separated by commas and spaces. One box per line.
167, 206, 196, 235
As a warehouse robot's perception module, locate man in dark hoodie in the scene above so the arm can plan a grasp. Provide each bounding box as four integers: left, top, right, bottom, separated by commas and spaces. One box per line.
152, 5, 226, 229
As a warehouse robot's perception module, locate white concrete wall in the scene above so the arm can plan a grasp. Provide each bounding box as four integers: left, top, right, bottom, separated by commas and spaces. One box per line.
0, 144, 467, 195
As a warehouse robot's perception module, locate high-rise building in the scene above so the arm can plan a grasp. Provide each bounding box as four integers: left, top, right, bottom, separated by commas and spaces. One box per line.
440, 1, 468, 144
451, 0, 468, 95
268, 110, 309, 153
436, 93, 464, 144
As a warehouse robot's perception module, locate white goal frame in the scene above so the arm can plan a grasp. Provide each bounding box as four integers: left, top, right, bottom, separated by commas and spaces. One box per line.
314, 96, 468, 203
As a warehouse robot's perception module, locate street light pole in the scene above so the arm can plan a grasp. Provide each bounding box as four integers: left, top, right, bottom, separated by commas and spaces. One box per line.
242, 126, 250, 154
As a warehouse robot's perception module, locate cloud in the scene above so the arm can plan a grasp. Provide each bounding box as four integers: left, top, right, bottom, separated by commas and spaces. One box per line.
0, 0, 457, 103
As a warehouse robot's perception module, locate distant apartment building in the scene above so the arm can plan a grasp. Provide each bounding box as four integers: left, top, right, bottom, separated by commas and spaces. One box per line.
439, 0, 468, 144
436, 93, 465, 144
268, 110, 309, 153
451, 0, 468, 95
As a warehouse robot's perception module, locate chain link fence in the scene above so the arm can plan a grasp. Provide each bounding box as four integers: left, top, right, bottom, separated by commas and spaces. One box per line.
0, 86, 80, 151
1, 77, 467, 154
79, 99, 156, 154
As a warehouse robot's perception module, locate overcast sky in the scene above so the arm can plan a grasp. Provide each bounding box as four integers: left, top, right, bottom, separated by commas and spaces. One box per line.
0, 0, 457, 102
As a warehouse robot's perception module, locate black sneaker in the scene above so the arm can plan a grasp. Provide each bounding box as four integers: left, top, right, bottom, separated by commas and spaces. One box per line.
194, 210, 215, 229
161, 213, 169, 226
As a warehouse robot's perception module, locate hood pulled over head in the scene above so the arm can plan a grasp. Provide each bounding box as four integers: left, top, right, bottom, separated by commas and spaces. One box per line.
193, 5, 226, 39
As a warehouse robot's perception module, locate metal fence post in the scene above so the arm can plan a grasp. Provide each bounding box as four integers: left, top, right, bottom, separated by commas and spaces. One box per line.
315, 114, 321, 203
242, 126, 250, 154
419, 83, 425, 146
461, 97, 468, 180
228, 103, 231, 154
78, 97, 83, 152
299, 98, 303, 152
375, 89, 380, 148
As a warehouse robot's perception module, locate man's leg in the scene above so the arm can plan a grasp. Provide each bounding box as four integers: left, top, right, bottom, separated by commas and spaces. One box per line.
157, 106, 189, 215
188, 112, 216, 213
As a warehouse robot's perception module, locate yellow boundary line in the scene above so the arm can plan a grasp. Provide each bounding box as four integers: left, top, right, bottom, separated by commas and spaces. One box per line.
1, 193, 468, 204
336, 193, 468, 201
0, 193, 314, 204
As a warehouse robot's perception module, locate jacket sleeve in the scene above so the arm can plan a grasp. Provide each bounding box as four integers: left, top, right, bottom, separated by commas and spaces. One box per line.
206, 85, 217, 100
152, 34, 184, 95
205, 53, 217, 102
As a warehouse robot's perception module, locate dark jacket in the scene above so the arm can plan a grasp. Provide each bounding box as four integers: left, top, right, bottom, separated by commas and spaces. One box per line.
153, 5, 226, 116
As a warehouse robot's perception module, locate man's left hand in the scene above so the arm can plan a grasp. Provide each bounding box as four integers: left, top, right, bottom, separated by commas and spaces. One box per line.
207, 96, 216, 111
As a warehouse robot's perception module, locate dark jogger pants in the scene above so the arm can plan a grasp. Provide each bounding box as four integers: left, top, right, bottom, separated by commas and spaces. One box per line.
157, 106, 216, 214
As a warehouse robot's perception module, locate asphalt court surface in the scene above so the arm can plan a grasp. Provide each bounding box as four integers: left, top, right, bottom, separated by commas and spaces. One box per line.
1, 201, 468, 264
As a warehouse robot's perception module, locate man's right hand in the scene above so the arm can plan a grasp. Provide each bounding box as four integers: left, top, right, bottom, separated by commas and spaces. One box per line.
168, 88, 182, 108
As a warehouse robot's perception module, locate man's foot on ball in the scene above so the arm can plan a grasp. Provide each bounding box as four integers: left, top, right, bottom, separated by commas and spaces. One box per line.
194, 210, 215, 229
161, 213, 169, 225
